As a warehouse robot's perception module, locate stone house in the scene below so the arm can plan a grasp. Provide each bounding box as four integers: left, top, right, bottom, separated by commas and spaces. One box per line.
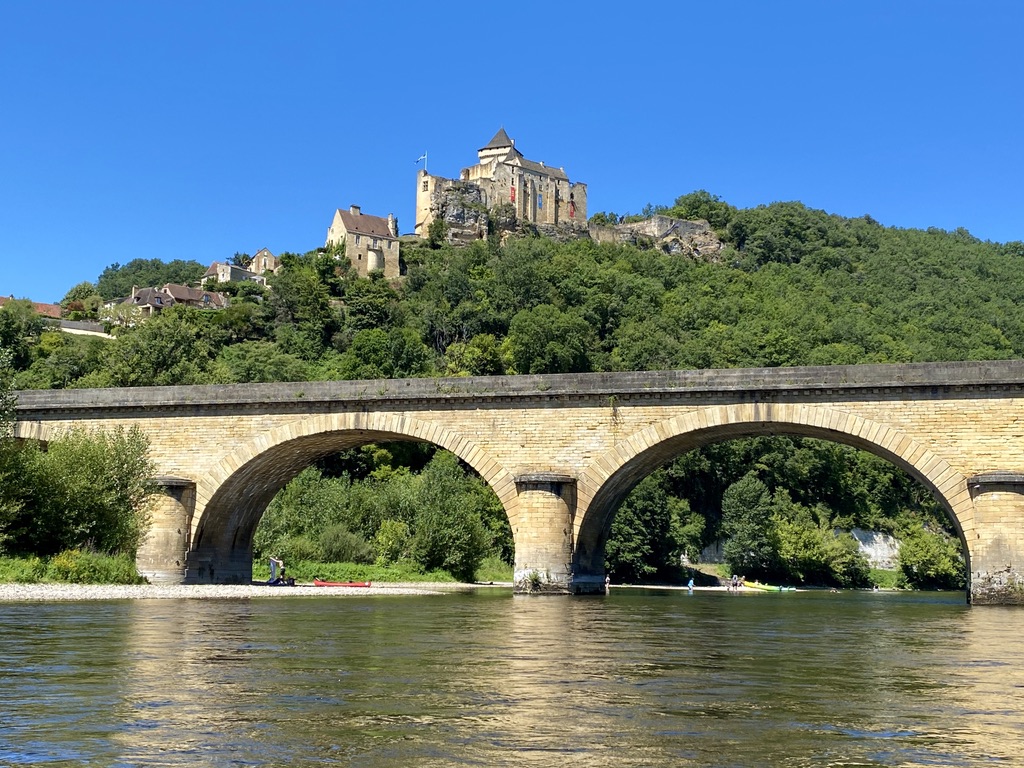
125, 284, 228, 317
202, 262, 267, 287
250, 248, 281, 276
415, 128, 588, 238
325, 205, 400, 279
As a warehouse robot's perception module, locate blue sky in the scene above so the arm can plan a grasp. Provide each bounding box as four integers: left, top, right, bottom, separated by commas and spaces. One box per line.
2, 1, 1022, 302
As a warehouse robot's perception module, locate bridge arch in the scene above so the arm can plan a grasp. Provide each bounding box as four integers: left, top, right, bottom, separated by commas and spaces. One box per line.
573, 402, 972, 582
186, 412, 517, 583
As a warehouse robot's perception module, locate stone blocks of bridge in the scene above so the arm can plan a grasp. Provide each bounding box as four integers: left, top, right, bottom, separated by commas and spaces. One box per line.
512, 474, 580, 594
967, 473, 1024, 604
136, 477, 194, 584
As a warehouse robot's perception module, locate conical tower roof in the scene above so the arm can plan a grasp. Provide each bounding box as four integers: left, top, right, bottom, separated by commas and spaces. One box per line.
479, 127, 514, 151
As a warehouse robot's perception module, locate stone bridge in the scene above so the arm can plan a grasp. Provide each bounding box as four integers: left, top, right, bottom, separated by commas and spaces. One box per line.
13, 361, 1024, 604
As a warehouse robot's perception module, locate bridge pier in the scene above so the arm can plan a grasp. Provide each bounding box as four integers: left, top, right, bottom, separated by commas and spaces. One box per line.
512, 474, 576, 594
136, 477, 194, 584
967, 473, 1024, 604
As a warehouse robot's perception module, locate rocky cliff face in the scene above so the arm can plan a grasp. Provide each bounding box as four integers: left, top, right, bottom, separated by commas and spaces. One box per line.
428, 188, 725, 260
589, 215, 725, 260
429, 182, 489, 244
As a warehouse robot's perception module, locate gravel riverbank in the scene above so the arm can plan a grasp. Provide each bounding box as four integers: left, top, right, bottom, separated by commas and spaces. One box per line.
0, 582, 508, 602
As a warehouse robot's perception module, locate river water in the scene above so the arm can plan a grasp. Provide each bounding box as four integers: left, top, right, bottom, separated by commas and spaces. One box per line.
2, 588, 1023, 767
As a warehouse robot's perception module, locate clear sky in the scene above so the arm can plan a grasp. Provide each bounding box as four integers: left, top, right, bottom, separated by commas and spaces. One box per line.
2, 1, 1022, 303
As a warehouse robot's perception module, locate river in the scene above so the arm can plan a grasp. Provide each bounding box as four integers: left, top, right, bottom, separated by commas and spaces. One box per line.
2, 588, 1023, 767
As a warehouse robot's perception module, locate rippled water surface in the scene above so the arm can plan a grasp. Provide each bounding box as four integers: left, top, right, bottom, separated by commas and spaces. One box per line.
2, 589, 1024, 767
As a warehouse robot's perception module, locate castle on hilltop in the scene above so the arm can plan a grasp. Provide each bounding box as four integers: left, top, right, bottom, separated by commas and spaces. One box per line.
415, 129, 588, 239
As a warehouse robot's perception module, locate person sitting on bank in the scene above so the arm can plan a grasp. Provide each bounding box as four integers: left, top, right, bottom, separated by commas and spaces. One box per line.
268, 557, 284, 584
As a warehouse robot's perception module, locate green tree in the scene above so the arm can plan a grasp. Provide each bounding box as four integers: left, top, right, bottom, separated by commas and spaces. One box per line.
663, 190, 737, 230
2, 426, 154, 557
504, 304, 595, 374
96, 258, 207, 301
605, 472, 688, 582
896, 522, 966, 590
264, 254, 340, 359
409, 452, 489, 582
103, 305, 220, 386
211, 341, 310, 383
721, 473, 779, 578
0, 300, 46, 370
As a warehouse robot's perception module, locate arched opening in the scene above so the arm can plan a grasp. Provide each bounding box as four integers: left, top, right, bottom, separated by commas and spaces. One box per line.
576, 411, 970, 596
187, 427, 515, 584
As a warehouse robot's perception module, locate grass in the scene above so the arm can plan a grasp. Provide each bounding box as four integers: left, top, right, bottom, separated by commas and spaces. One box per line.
0, 551, 145, 584
253, 556, 514, 584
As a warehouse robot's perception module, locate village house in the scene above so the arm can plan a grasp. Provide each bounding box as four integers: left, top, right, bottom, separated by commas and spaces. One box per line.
325, 204, 400, 279
250, 247, 281, 275
202, 262, 267, 287
125, 284, 228, 317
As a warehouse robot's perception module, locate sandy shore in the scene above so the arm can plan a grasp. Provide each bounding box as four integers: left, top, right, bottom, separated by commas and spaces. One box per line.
0, 582, 505, 602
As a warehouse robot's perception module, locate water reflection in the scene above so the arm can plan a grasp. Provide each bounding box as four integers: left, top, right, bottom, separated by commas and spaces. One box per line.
2, 590, 1024, 767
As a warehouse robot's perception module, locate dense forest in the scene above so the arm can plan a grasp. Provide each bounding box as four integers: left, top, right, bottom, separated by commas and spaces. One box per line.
4, 191, 1014, 587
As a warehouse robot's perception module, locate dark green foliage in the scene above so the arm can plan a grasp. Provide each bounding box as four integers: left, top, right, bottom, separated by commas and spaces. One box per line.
721, 473, 779, 578
662, 190, 737, 230
0, 300, 46, 370
605, 471, 689, 583
319, 523, 373, 564
103, 305, 220, 386
254, 449, 508, 582
96, 258, 206, 301
211, 341, 310, 383
1, 426, 154, 557
15, 331, 109, 390
896, 522, 966, 590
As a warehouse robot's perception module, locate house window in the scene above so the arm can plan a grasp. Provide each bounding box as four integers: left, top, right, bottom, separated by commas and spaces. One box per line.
355, 235, 360, 244
372, 238, 379, 248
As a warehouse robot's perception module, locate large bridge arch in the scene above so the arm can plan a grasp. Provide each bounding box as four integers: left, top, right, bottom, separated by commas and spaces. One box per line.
186, 411, 518, 583
573, 402, 971, 587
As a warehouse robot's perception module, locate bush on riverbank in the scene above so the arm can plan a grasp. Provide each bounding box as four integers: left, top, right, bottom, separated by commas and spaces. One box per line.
0, 551, 145, 584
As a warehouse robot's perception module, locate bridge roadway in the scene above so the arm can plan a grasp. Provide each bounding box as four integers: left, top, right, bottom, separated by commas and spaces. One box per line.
13, 360, 1024, 604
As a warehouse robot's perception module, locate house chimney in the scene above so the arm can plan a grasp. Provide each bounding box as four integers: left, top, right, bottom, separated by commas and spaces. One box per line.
350, 204, 361, 216
387, 213, 397, 238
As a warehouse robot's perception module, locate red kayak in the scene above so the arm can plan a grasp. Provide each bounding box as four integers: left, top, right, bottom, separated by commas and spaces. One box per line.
313, 579, 372, 587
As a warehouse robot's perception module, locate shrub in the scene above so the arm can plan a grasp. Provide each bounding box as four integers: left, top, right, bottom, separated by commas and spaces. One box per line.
272, 535, 323, 564
319, 523, 373, 564
372, 519, 410, 565
0, 555, 46, 583
44, 550, 144, 584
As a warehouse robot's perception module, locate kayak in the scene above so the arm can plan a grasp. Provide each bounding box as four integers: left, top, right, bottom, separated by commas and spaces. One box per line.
744, 581, 795, 592
313, 579, 372, 587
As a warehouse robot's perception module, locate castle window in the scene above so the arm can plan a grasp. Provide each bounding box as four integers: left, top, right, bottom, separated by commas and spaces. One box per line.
422, 180, 428, 191
538, 193, 543, 209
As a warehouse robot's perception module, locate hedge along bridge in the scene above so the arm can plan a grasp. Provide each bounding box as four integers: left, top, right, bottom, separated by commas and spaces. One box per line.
12, 360, 1024, 604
